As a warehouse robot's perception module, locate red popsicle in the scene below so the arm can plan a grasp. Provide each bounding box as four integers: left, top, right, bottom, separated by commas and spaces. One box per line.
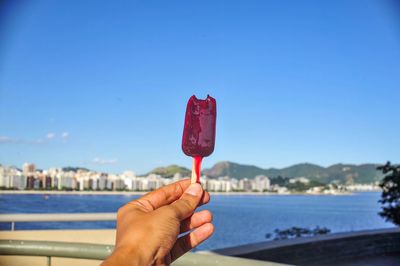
182, 95, 217, 183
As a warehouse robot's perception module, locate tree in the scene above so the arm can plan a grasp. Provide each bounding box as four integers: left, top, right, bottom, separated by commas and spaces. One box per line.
377, 162, 400, 226
265, 226, 331, 240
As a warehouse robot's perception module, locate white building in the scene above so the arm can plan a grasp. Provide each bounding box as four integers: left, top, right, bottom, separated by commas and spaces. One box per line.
289, 177, 310, 184
98, 174, 108, 190
252, 175, 271, 192
0, 166, 24, 189
205, 177, 233, 192
23, 163, 36, 175
239, 178, 252, 191
147, 174, 164, 190
58, 175, 74, 190
122, 171, 137, 190
108, 174, 125, 190
0, 166, 7, 188
12, 174, 27, 190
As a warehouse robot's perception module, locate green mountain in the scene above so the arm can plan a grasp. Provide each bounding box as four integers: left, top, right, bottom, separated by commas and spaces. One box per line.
203, 161, 266, 179
148, 165, 191, 178
203, 161, 383, 184
62, 166, 90, 172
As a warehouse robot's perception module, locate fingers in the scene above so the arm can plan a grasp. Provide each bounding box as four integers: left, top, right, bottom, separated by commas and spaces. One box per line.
127, 179, 210, 212
171, 223, 214, 262
180, 210, 212, 233
161, 183, 203, 221
127, 179, 190, 211
200, 190, 210, 206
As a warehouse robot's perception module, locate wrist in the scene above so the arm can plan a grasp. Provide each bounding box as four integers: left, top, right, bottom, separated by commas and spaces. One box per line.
102, 246, 143, 266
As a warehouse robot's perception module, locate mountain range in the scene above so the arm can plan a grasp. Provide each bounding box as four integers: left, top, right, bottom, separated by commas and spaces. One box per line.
148, 161, 384, 184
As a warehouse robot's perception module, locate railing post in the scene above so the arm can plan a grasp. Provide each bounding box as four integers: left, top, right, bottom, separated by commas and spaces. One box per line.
11, 222, 15, 231
47, 256, 51, 266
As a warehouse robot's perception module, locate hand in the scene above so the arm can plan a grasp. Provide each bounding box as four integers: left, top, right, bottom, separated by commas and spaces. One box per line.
101, 179, 214, 266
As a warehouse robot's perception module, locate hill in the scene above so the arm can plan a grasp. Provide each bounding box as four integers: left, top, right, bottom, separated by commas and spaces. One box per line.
147, 165, 191, 178
203, 161, 266, 179
203, 161, 383, 184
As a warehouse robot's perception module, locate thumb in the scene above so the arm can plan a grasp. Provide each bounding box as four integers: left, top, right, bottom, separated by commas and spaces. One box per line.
166, 183, 203, 221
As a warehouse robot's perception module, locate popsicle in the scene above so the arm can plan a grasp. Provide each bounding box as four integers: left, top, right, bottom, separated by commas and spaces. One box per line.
182, 95, 217, 183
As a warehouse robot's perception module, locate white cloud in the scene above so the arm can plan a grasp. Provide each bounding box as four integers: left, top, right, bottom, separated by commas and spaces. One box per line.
0, 136, 46, 145
46, 133, 56, 139
1, 132, 70, 145
61, 132, 69, 139
0, 136, 18, 143
92, 157, 118, 165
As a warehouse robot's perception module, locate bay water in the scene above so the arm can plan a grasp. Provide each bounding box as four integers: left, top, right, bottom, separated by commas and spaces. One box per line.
0, 192, 393, 250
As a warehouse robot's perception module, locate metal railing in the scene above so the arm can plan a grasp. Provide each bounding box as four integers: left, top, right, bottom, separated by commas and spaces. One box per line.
0, 240, 284, 266
0, 214, 288, 265
0, 239, 113, 266
0, 213, 116, 231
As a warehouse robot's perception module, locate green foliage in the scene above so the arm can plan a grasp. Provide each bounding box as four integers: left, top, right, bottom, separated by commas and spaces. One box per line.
203, 161, 382, 184
287, 180, 325, 192
62, 166, 90, 172
270, 176, 289, 186
286, 182, 306, 191
0, 187, 18, 190
203, 161, 266, 180
271, 177, 325, 191
266, 226, 331, 240
377, 162, 400, 226
148, 165, 191, 178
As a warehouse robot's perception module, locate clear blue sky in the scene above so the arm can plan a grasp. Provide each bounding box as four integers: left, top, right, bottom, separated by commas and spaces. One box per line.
0, 0, 399, 174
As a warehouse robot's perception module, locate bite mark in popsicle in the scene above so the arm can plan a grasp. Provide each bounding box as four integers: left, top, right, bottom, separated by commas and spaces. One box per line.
182, 95, 217, 183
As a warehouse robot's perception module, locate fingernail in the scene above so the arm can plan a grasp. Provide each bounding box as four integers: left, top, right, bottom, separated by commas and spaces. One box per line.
185, 183, 202, 196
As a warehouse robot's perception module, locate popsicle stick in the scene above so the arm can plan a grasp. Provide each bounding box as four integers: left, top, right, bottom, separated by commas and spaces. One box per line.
191, 157, 203, 184
191, 159, 197, 184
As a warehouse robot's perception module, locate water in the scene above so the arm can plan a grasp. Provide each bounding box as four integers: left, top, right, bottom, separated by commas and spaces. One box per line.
0, 192, 393, 250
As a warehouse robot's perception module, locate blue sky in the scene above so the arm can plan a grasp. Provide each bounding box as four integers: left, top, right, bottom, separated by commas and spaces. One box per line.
0, 0, 399, 174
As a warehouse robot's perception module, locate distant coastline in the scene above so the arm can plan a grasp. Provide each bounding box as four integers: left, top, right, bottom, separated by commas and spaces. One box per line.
0, 190, 368, 196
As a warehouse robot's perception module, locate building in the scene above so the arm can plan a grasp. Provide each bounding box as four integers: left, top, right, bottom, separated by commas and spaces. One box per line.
122, 171, 136, 190
12, 175, 27, 190
107, 174, 125, 190
147, 174, 164, 190
206, 177, 233, 192
239, 178, 252, 191
58, 175, 74, 190
98, 174, 108, 190
253, 175, 271, 192
26, 176, 35, 189
289, 177, 310, 184
23, 163, 36, 175
44, 176, 52, 189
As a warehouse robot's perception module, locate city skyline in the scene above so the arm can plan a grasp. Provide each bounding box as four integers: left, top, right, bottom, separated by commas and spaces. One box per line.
1, 1, 400, 173
0, 161, 378, 193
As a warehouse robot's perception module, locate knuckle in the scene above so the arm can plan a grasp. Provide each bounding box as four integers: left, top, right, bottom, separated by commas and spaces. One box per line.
117, 206, 126, 219
180, 198, 193, 210
175, 182, 184, 196
179, 198, 195, 213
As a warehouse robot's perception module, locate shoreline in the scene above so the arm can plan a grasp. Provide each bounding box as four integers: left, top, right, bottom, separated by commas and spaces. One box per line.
0, 190, 370, 196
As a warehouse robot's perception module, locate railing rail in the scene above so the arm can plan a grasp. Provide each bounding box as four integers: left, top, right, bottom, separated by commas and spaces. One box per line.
0, 239, 113, 266
0, 239, 284, 266
0, 213, 116, 231
0, 239, 113, 259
